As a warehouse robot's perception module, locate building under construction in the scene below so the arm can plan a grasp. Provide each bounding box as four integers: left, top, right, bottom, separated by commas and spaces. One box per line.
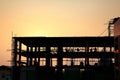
12, 17, 120, 80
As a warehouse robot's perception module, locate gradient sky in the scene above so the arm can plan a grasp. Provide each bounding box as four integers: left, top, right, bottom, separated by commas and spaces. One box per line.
0, 0, 120, 66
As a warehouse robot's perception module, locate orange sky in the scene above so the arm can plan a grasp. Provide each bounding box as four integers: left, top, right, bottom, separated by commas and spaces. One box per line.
0, 0, 120, 66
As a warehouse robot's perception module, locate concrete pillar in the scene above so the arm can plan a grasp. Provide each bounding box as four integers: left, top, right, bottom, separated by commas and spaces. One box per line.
13, 39, 17, 66
85, 46, 89, 66
38, 47, 40, 66
46, 46, 50, 67
26, 46, 29, 66
57, 46, 63, 80
19, 42, 22, 66
30, 46, 33, 66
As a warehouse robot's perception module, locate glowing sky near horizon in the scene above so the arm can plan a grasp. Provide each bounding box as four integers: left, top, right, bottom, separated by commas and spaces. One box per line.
0, 0, 120, 65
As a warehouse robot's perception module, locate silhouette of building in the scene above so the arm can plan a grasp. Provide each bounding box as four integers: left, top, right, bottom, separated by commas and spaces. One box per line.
11, 17, 120, 80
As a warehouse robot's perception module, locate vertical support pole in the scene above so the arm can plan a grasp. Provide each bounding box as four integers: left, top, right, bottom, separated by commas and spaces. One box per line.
38, 58, 40, 66
46, 46, 50, 67
19, 42, 22, 66
26, 46, 29, 66
85, 46, 89, 66
57, 46, 63, 80
30, 46, 33, 66
110, 46, 112, 52
12, 38, 19, 80
34, 47, 37, 66
13, 39, 17, 66
38, 47, 40, 66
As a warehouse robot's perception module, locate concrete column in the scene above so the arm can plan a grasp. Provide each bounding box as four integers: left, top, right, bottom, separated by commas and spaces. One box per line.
57, 46, 63, 80
38, 47, 40, 66
13, 39, 17, 66
85, 46, 89, 66
30, 46, 33, 66
46, 46, 50, 67
19, 42, 22, 66
26, 46, 29, 66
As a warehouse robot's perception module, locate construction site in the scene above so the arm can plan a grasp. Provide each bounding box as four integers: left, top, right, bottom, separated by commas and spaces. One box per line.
12, 17, 120, 80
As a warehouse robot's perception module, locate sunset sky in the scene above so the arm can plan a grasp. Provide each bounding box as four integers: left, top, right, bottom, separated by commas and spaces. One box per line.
0, 0, 120, 66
